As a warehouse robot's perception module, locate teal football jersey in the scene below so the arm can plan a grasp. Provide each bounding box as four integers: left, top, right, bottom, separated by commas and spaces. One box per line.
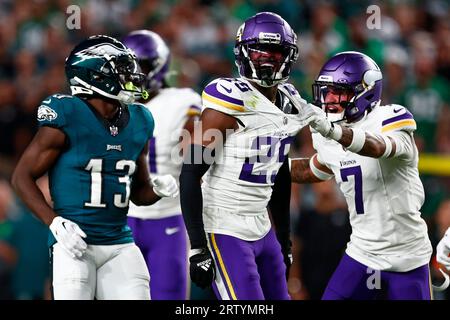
37, 94, 154, 246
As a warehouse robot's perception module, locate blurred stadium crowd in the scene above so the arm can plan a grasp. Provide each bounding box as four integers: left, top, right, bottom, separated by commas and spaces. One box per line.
0, 0, 449, 300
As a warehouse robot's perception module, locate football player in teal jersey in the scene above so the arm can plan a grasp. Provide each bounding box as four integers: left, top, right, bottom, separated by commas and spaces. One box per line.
11, 35, 178, 300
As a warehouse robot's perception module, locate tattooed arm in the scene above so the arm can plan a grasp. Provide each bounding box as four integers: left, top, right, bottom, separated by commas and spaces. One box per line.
336, 127, 396, 158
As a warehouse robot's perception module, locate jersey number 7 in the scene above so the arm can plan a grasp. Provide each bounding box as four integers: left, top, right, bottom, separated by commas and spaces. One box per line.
340, 166, 364, 214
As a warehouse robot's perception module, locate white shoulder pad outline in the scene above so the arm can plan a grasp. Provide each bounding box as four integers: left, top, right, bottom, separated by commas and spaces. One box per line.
202, 78, 246, 114
380, 104, 416, 133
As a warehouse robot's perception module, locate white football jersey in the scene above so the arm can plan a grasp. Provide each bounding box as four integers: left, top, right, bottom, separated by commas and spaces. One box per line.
312, 104, 432, 272
128, 87, 201, 219
201, 77, 306, 240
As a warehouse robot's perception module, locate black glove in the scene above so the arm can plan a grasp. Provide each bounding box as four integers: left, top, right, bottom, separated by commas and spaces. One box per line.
189, 247, 215, 289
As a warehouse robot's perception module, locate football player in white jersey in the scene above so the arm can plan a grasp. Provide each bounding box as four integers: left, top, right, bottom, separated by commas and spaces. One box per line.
179, 12, 308, 300
288, 51, 434, 299
123, 30, 202, 300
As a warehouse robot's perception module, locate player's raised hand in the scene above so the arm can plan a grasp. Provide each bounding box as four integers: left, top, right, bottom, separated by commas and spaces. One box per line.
151, 175, 179, 198
49, 216, 87, 259
189, 247, 215, 289
437, 227, 450, 271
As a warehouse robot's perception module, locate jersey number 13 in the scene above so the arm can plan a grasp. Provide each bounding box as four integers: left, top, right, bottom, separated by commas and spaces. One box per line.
84, 159, 136, 208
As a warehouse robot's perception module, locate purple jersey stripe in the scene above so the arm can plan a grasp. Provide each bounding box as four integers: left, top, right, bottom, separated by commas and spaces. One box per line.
148, 137, 157, 173
204, 83, 244, 106
382, 109, 413, 126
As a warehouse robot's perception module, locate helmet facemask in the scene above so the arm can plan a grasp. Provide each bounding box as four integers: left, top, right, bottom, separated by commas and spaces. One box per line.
313, 77, 381, 124
103, 54, 148, 103
313, 82, 359, 123
69, 52, 148, 104
236, 42, 298, 87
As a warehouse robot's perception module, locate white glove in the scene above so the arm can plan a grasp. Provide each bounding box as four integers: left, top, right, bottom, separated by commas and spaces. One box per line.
278, 86, 340, 139
49, 216, 87, 258
151, 175, 179, 198
437, 228, 450, 271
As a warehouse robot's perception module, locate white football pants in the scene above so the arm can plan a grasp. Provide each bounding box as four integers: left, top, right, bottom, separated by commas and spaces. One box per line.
52, 242, 150, 300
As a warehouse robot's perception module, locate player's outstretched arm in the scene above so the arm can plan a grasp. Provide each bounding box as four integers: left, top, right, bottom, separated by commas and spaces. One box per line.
290, 154, 333, 184
301, 105, 402, 159
328, 125, 397, 159
180, 108, 237, 288
11, 126, 65, 226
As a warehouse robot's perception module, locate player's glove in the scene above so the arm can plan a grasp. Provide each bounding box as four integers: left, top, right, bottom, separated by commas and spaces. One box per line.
151, 175, 179, 198
437, 227, 450, 271
302, 105, 343, 140
49, 216, 87, 259
189, 247, 215, 289
278, 86, 342, 140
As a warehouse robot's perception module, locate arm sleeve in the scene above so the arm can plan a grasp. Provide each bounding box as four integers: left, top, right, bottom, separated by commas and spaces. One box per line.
268, 158, 291, 251
179, 144, 213, 249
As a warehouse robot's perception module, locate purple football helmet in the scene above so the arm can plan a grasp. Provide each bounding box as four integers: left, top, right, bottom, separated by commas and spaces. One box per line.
234, 12, 299, 87
312, 51, 383, 123
122, 30, 170, 93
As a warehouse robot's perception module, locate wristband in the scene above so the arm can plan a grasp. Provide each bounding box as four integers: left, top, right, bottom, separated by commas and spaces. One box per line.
379, 134, 393, 158
326, 123, 343, 141
347, 128, 366, 152
309, 155, 333, 180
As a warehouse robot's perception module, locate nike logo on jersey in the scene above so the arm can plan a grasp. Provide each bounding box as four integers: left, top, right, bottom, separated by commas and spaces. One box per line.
393, 107, 403, 113
42, 98, 52, 104
219, 84, 232, 94
106, 144, 122, 151
165, 227, 180, 235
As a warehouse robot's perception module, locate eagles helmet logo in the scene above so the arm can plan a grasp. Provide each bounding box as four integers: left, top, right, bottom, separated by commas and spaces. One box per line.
37, 105, 58, 121
73, 43, 134, 65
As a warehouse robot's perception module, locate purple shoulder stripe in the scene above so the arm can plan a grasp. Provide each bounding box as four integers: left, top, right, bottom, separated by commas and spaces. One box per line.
203, 83, 244, 106
382, 109, 413, 126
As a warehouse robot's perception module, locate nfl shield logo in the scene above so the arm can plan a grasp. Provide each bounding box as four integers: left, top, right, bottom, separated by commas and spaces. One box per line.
109, 125, 119, 136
